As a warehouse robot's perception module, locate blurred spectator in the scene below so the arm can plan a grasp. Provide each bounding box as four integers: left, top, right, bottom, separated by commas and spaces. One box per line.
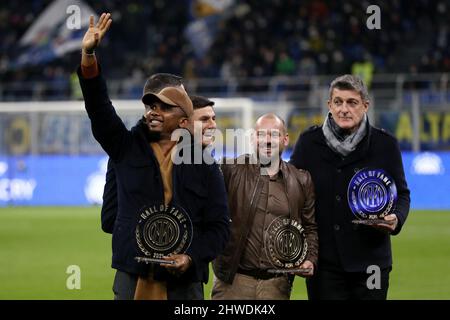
0, 0, 447, 100
352, 53, 374, 89
276, 52, 296, 75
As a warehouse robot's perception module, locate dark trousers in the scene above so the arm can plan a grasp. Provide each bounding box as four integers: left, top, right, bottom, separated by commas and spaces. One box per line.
112, 270, 204, 300
306, 267, 391, 300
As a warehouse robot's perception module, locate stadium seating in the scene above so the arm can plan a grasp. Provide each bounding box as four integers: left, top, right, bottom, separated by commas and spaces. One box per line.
1, 0, 449, 101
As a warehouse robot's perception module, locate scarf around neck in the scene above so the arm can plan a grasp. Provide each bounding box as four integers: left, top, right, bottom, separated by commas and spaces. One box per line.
322, 112, 368, 157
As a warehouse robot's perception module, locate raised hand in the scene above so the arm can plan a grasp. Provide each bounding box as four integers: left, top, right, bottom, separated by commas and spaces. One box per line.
82, 13, 112, 54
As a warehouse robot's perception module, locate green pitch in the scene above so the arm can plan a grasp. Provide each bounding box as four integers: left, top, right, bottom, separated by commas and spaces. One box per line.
0, 207, 449, 300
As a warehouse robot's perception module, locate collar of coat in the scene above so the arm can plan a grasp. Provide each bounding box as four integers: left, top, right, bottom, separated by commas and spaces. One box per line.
311, 124, 373, 168
132, 118, 214, 165
231, 153, 292, 177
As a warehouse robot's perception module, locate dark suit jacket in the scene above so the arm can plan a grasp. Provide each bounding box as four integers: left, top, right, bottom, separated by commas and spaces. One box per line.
101, 158, 116, 234
101, 118, 159, 234
289, 125, 410, 272
78, 67, 230, 283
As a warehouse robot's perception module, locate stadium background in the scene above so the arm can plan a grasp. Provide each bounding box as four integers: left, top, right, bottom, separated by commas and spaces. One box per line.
1, 0, 449, 299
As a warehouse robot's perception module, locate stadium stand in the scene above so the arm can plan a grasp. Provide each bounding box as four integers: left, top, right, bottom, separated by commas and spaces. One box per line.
1, 0, 449, 101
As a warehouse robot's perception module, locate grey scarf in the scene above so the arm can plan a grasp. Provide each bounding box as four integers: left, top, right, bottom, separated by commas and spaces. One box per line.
322, 112, 368, 157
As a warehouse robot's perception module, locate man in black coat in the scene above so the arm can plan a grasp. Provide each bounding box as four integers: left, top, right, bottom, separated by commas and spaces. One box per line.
100, 84, 217, 235
101, 73, 185, 234
290, 74, 410, 300
78, 13, 230, 300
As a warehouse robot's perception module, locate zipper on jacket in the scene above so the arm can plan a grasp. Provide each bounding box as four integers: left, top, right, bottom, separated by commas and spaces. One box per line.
231, 173, 262, 273
249, 174, 261, 207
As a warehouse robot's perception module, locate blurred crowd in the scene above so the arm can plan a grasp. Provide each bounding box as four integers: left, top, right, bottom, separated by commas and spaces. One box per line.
0, 0, 448, 100
416, 0, 450, 73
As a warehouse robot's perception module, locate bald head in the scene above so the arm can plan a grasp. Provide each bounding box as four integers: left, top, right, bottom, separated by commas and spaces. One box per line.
254, 113, 287, 135
253, 113, 289, 162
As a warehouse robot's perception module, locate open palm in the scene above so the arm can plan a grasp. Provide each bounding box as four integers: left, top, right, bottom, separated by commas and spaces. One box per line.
82, 13, 112, 53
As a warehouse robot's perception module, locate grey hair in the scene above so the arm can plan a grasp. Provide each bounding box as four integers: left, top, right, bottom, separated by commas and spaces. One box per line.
328, 74, 369, 101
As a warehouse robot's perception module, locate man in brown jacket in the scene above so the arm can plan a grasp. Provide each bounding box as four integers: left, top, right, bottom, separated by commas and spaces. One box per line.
212, 113, 318, 300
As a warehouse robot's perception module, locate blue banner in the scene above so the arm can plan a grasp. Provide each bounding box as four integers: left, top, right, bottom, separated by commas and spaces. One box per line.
0, 155, 107, 206
401, 152, 450, 210
1, 153, 449, 209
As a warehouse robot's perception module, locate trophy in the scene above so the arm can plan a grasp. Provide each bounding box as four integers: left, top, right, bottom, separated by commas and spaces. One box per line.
347, 168, 397, 225
135, 203, 193, 265
264, 217, 311, 274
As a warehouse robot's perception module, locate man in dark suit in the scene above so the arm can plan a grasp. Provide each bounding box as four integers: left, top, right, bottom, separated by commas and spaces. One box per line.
289, 74, 410, 300
78, 13, 229, 300
101, 94, 217, 234
101, 73, 184, 234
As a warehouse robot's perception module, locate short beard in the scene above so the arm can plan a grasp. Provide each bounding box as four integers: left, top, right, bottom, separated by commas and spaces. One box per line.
258, 152, 282, 167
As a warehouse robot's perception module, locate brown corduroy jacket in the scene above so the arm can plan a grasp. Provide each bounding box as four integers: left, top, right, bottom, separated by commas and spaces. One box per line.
212, 154, 318, 284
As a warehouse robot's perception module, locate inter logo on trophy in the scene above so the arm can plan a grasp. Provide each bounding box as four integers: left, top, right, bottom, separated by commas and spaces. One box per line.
264, 217, 308, 273
348, 168, 398, 224
135, 203, 193, 264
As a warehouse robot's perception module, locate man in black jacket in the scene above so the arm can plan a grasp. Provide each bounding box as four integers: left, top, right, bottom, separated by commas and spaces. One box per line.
101, 94, 218, 234
290, 74, 410, 300
78, 13, 229, 300
101, 72, 184, 234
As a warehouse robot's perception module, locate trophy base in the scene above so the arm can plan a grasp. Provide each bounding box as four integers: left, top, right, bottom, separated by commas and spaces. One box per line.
351, 219, 395, 225
135, 257, 175, 265
267, 268, 312, 274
